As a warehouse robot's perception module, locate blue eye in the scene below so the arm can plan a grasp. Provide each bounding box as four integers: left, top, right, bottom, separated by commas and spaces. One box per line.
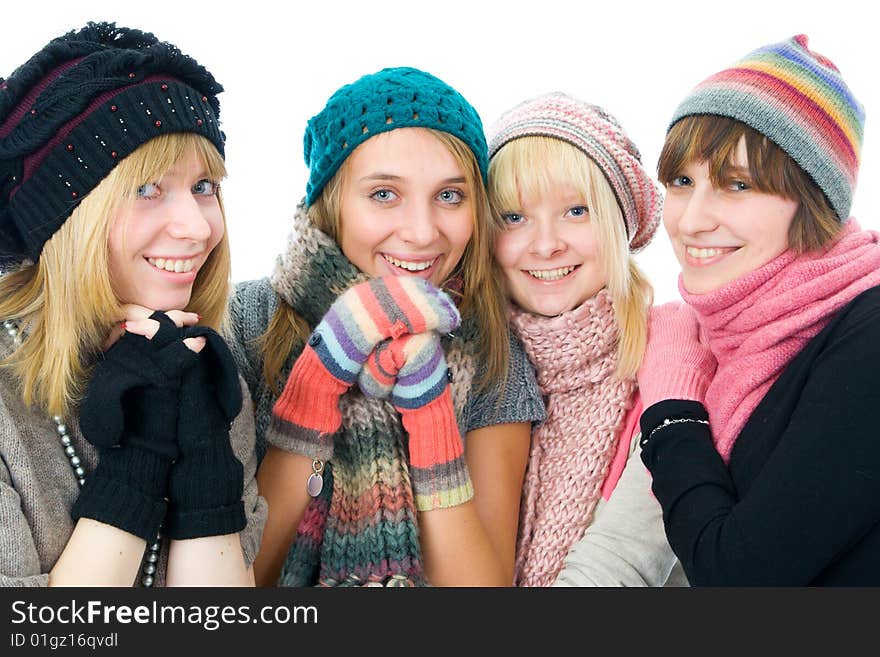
437, 188, 464, 205
192, 179, 219, 196
668, 175, 692, 188
566, 205, 589, 218
729, 180, 750, 191
371, 189, 398, 203
502, 212, 525, 226
136, 182, 160, 199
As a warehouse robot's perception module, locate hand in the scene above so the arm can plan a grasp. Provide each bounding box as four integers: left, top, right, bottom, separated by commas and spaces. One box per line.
268, 277, 461, 462
104, 305, 203, 352
165, 327, 247, 540
72, 312, 197, 541
637, 302, 717, 409
359, 332, 473, 511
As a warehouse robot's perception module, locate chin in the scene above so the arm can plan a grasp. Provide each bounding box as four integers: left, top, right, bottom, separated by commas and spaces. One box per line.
140, 292, 194, 312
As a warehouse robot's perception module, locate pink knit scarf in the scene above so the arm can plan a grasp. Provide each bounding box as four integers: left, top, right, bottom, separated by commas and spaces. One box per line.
510, 291, 635, 587
681, 220, 880, 462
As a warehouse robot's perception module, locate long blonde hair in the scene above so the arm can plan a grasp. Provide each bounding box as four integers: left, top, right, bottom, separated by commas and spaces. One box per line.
0, 133, 230, 416
489, 136, 652, 379
262, 128, 510, 393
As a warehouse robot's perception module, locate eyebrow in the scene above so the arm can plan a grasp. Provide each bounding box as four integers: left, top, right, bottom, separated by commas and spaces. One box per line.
359, 173, 468, 185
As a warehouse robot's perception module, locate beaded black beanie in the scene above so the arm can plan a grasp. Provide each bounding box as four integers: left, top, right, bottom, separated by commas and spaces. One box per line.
0, 22, 225, 265
303, 66, 488, 206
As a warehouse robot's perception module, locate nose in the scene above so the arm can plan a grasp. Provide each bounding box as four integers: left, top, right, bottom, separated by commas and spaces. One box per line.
166, 193, 213, 243
529, 218, 566, 259
398, 200, 440, 247
670, 184, 720, 237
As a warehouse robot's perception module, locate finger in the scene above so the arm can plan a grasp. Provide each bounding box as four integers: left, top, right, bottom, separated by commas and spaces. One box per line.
117, 303, 155, 323
183, 336, 207, 354
161, 310, 201, 327
124, 318, 161, 339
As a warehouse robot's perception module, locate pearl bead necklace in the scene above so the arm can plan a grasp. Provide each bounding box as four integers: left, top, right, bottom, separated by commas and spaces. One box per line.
4, 319, 160, 587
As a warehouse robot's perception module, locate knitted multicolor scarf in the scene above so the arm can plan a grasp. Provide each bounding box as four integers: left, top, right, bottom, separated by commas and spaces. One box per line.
509, 291, 635, 587
268, 204, 477, 587
682, 220, 880, 463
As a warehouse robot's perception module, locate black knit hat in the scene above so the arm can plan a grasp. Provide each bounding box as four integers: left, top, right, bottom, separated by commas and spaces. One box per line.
0, 22, 225, 265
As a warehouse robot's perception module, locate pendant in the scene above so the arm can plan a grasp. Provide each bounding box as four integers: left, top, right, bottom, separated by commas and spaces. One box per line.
307, 458, 324, 497
307, 472, 323, 497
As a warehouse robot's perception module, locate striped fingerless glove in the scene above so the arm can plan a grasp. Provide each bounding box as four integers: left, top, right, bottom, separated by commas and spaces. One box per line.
359, 332, 473, 511
270, 276, 461, 462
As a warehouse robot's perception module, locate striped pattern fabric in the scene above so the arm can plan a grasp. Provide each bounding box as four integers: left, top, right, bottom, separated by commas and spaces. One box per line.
402, 387, 474, 511
358, 332, 474, 511
313, 276, 460, 385
270, 276, 460, 461
487, 92, 663, 252
670, 34, 865, 222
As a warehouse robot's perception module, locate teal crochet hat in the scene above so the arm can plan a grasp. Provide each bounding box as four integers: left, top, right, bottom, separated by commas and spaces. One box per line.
303, 66, 488, 206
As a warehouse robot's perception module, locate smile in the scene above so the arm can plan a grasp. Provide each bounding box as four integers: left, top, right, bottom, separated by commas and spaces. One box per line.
382, 254, 436, 272
146, 257, 195, 273
685, 246, 738, 260
526, 265, 577, 281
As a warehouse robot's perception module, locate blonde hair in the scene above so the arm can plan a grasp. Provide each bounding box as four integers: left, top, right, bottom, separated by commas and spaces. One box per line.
262, 128, 510, 393
0, 133, 230, 416
488, 136, 652, 379
659, 115, 841, 252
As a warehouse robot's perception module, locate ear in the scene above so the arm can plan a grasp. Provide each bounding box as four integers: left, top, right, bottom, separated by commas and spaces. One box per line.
182, 326, 242, 422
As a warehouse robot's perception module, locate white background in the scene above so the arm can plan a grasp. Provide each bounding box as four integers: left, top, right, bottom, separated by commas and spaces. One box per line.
4, 1, 876, 303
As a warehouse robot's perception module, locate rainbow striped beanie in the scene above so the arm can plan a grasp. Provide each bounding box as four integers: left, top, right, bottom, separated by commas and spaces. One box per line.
670, 35, 865, 222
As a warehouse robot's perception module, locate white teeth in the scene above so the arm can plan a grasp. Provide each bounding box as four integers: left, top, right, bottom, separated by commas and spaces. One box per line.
686, 247, 728, 259
382, 254, 433, 272
527, 266, 575, 281
147, 257, 194, 273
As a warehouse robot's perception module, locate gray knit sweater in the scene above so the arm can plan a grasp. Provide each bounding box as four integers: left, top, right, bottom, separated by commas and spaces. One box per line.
0, 331, 267, 587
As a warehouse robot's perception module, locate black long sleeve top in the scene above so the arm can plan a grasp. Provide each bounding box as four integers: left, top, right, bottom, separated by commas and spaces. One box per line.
640, 286, 880, 586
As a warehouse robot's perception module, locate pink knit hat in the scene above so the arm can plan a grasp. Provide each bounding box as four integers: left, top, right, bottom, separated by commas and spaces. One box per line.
488, 92, 662, 252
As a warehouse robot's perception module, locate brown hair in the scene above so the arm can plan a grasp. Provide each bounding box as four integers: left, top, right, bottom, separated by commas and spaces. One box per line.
658, 115, 840, 252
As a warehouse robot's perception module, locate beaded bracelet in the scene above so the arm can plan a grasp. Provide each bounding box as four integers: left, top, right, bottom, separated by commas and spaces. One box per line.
640, 417, 710, 447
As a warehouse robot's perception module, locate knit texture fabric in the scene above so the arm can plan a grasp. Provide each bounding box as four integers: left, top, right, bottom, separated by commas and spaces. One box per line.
303, 67, 488, 205
265, 203, 480, 586
269, 276, 460, 463
359, 332, 474, 511
166, 327, 246, 540
670, 34, 864, 222
510, 291, 635, 587
0, 22, 224, 264
682, 220, 880, 462
0, 328, 267, 587
487, 92, 662, 251
72, 313, 195, 541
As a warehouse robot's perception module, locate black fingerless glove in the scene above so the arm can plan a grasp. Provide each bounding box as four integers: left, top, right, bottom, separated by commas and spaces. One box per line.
73, 313, 196, 541
164, 326, 246, 540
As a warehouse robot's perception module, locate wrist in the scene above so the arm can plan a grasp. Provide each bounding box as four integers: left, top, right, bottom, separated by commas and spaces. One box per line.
274, 345, 348, 434
640, 366, 711, 408
398, 388, 473, 511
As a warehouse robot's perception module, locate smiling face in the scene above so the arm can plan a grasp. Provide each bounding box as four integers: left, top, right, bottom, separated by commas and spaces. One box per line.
107, 146, 225, 311
336, 127, 474, 286
489, 136, 622, 317
663, 137, 798, 294
493, 180, 606, 317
